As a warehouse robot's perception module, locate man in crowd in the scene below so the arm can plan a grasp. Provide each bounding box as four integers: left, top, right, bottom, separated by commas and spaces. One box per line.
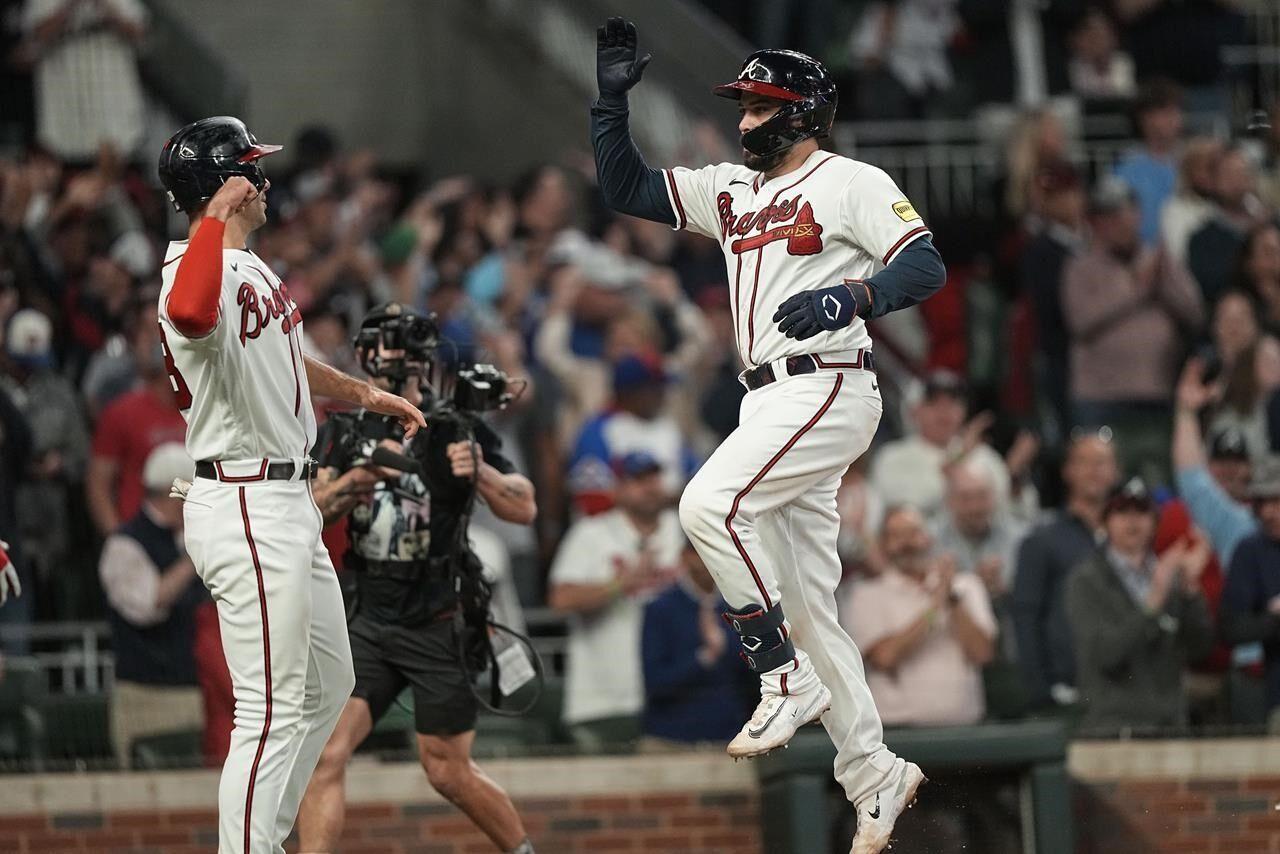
1113, 79, 1184, 246
2, 308, 89, 618
640, 542, 754, 746
549, 452, 683, 747
1012, 431, 1118, 712
568, 353, 697, 516
97, 443, 207, 766
846, 505, 997, 727
1067, 478, 1213, 732
871, 370, 1035, 524
1173, 358, 1257, 566
85, 302, 186, 536
933, 460, 1026, 598
1020, 161, 1087, 446
1061, 177, 1203, 484
1188, 145, 1268, 305
1220, 461, 1280, 730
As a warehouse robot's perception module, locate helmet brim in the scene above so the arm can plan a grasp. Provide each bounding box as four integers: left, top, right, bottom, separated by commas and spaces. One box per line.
712, 80, 806, 102
237, 143, 284, 163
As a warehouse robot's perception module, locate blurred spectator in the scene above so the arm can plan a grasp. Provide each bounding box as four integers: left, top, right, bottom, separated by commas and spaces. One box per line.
1020, 161, 1086, 444
1012, 431, 1118, 711
567, 352, 698, 516
1067, 8, 1136, 102
1204, 291, 1280, 461
1234, 222, 1280, 333
20, 0, 147, 160
0, 382, 32, 652
933, 460, 1026, 601
85, 305, 185, 536
98, 443, 207, 767
1067, 478, 1213, 732
1173, 358, 1258, 567
1188, 145, 1270, 305
1220, 460, 1280, 728
849, 0, 960, 119
548, 453, 683, 748
1062, 177, 1203, 484
835, 459, 888, 581
871, 370, 1038, 524
1161, 138, 1224, 267
1003, 110, 1072, 223
1113, 0, 1246, 109
2, 307, 88, 618
1114, 80, 1184, 246
954, 0, 1080, 109
1155, 426, 1248, 718
845, 505, 996, 726
535, 261, 711, 451
640, 543, 753, 745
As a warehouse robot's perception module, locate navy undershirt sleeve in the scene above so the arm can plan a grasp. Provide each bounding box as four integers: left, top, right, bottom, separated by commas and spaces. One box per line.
590, 92, 677, 226
862, 235, 946, 319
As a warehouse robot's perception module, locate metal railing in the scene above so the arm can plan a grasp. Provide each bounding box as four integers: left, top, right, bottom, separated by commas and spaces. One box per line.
0, 621, 112, 694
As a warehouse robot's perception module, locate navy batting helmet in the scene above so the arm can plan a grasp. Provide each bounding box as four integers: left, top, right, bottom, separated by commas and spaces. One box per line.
713, 50, 837, 158
157, 116, 282, 213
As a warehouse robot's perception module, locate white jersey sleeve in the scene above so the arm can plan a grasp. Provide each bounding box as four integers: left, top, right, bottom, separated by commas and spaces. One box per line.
663, 163, 744, 241
839, 165, 931, 267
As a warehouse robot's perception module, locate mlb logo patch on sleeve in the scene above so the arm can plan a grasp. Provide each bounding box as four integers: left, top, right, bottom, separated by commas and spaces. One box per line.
892, 201, 920, 222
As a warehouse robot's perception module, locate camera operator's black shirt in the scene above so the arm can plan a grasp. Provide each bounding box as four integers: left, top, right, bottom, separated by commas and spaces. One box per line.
314, 413, 515, 625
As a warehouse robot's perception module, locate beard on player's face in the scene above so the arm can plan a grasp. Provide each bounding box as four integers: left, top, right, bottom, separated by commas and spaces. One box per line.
743, 146, 787, 172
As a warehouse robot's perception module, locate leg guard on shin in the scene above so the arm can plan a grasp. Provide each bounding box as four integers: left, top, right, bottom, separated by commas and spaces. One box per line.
723, 603, 795, 673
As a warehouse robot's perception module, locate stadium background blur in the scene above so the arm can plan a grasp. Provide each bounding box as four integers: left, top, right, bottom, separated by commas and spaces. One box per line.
3, 1, 1280, 852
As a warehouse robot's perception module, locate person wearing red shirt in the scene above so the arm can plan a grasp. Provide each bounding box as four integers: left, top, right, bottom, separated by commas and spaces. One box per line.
86, 303, 186, 535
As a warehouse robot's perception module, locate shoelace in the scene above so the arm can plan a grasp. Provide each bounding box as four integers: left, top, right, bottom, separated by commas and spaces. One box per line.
748, 693, 787, 728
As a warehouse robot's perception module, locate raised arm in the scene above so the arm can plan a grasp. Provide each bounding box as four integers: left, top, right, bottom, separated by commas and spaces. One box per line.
590, 17, 676, 226
166, 178, 258, 338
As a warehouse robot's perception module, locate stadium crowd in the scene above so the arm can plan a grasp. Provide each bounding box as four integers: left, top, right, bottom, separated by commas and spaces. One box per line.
1, 0, 1280, 775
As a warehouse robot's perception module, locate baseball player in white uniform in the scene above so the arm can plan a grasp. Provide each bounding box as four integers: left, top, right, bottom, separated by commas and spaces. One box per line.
156, 117, 425, 854
592, 20, 947, 854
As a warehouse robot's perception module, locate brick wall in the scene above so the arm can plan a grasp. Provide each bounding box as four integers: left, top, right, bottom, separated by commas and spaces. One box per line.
0, 790, 761, 854
1075, 776, 1280, 854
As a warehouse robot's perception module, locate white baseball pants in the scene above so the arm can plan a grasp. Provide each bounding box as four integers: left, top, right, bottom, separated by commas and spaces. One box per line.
183, 467, 354, 854
678, 363, 898, 805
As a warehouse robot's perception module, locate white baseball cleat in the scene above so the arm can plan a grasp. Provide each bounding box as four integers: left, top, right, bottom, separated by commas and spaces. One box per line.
726, 681, 831, 759
849, 758, 926, 854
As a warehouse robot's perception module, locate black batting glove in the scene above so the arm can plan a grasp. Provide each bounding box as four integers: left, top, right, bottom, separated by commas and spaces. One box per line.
597, 17, 652, 96
773, 281, 872, 341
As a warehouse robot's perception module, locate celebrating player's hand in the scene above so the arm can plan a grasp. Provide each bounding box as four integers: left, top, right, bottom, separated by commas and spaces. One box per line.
447, 441, 484, 480
363, 387, 427, 439
773, 281, 871, 341
0, 540, 20, 607
205, 176, 260, 222
596, 17, 651, 96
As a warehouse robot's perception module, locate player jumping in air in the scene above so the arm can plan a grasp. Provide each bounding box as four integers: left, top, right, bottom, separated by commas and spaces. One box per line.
591, 19, 945, 854
157, 117, 425, 854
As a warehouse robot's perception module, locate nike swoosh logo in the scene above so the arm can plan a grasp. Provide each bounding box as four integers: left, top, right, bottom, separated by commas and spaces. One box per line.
747, 703, 790, 738
230, 262, 238, 271
868, 794, 881, 820
729, 180, 750, 187
871, 380, 878, 390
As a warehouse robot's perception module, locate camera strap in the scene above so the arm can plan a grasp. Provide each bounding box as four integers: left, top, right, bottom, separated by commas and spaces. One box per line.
449, 417, 546, 717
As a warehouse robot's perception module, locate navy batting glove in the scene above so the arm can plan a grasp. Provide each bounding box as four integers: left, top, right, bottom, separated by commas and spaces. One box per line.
597, 17, 652, 96
773, 281, 871, 341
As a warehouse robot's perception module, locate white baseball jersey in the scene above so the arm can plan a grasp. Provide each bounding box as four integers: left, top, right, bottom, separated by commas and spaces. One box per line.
157, 241, 316, 463
663, 148, 930, 367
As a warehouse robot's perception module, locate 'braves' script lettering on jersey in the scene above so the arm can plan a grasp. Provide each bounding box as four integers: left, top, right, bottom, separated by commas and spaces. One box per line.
718, 193, 824, 256
238, 280, 303, 346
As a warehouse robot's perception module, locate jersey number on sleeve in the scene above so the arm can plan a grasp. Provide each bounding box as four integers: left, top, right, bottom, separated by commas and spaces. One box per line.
157, 325, 193, 411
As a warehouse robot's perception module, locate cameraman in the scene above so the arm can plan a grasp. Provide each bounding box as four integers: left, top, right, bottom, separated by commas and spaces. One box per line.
297, 304, 537, 854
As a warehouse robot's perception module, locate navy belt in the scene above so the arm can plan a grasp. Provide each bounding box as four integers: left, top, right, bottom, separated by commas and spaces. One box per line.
742, 350, 875, 392
195, 459, 318, 482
